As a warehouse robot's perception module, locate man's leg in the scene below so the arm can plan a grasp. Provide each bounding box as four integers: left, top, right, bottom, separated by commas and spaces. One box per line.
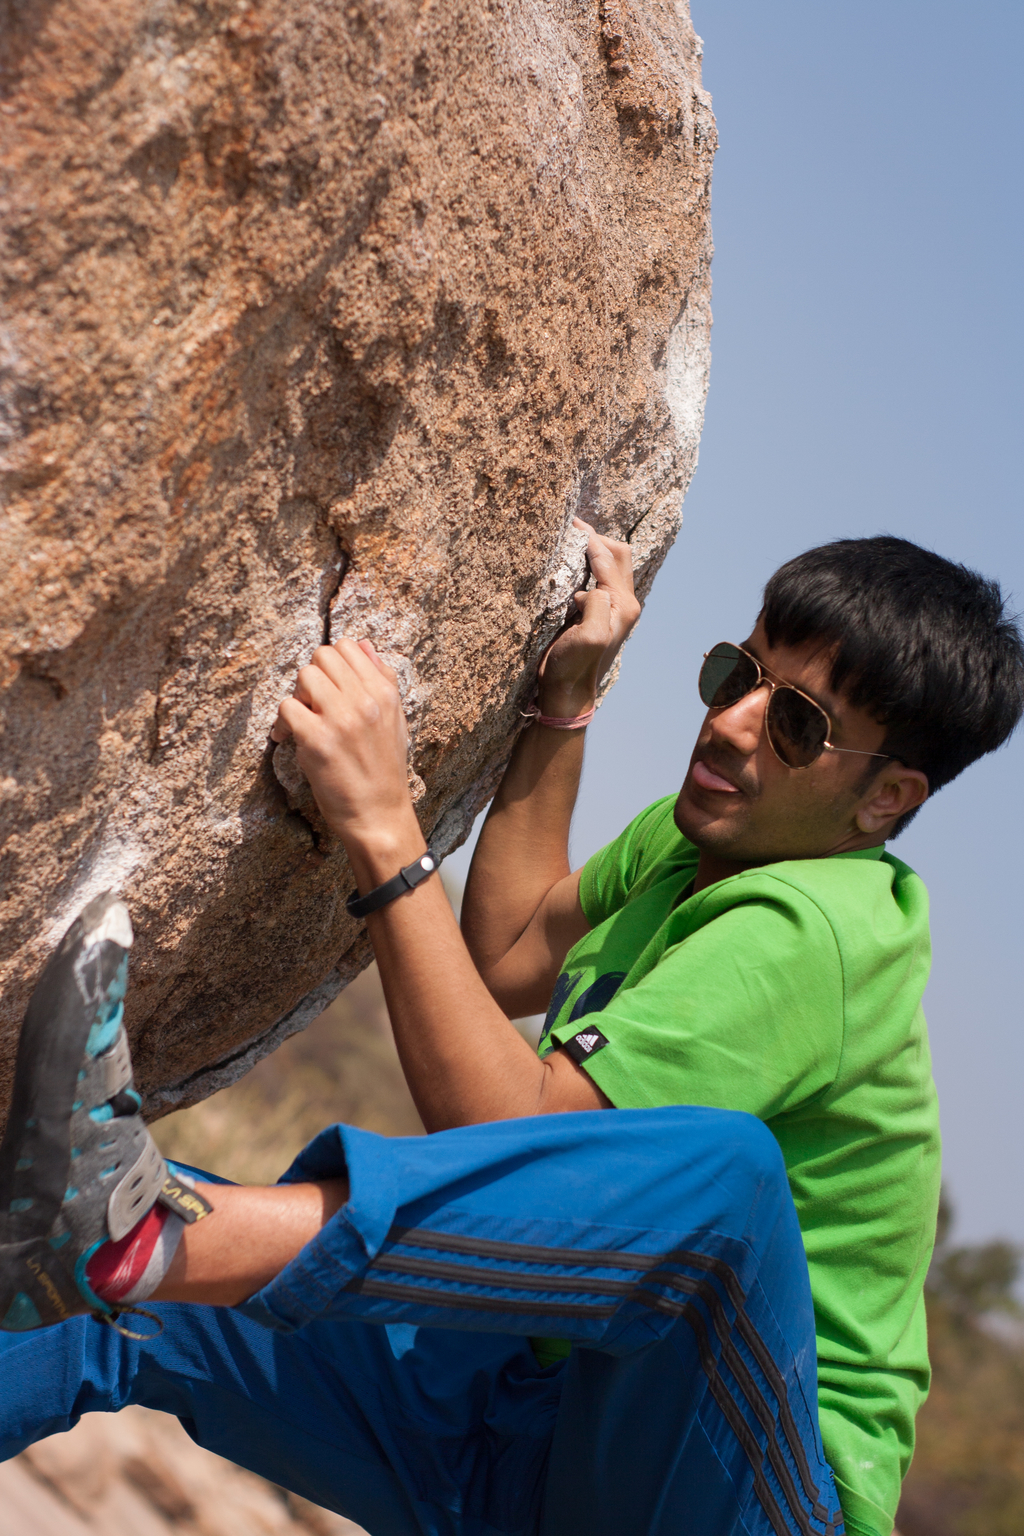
1, 1106, 841, 1535
229, 1106, 844, 1536
538, 1168, 843, 1536
0, 1243, 559, 1536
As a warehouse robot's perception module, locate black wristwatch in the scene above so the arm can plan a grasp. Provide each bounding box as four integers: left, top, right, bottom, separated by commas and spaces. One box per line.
345, 850, 439, 921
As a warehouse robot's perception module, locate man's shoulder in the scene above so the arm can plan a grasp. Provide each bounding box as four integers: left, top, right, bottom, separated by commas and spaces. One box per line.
708, 848, 930, 980
580, 795, 696, 928
618, 792, 683, 842
737, 846, 925, 909
616, 797, 700, 894
684, 846, 928, 950
587, 794, 693, 887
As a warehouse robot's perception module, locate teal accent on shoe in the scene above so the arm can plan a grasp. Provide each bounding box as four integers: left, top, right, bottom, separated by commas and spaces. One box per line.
85, 964, 127, 1058
86, 1003, 123, 1058
63, 1187, 79, 1202
78, 1069, 87, 1082
2, 1292, 43, 1331
99, 1166, 117, 1179
70, 1148, 81, 1160
75, 1240, 113, 1313
89, 1104, 114, 1123
49, 1231, 72, 1250
106, 956, 129, 1008
25, 1119, 36, 1129
15, 1157, 33, 1171
9, 1198, 33, 1213
122, 1089, 141, 1111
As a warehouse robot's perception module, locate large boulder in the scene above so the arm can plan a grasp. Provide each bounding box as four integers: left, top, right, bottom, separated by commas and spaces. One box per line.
0, 0, 714, 1116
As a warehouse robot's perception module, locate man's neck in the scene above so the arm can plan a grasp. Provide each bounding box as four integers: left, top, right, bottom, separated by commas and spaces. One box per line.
692, 833, 887, 895
692, 850, 763, 895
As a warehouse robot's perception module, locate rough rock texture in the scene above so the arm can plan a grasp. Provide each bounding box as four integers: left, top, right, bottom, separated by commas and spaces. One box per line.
2, 1404, 369, 1535
0, 0, 714, 1117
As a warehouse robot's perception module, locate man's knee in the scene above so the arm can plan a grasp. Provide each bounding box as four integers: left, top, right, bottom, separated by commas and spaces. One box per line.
710, 1108, 789, 1210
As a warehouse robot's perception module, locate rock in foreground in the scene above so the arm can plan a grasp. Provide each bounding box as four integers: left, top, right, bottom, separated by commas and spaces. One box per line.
2, 1404, 368, 1536
0, 0, 714, 1115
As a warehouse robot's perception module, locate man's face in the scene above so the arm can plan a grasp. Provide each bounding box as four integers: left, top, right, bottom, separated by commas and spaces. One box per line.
674, 618, 892, 863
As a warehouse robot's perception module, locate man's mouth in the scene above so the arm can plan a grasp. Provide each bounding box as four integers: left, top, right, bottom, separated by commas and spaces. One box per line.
691, 757, 742, 794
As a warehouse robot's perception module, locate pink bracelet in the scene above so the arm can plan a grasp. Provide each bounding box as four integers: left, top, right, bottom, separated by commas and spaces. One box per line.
520, 703, 596, 730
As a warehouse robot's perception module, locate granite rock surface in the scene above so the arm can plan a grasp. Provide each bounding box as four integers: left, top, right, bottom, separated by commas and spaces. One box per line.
0, 0, 714, 1116
2, 1403, 369, 1535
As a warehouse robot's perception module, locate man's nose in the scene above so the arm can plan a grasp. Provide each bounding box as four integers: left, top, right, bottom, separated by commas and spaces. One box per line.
708, 684, 769, 755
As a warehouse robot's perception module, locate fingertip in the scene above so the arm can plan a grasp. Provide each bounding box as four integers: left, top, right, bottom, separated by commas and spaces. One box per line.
358, 637, 389, 673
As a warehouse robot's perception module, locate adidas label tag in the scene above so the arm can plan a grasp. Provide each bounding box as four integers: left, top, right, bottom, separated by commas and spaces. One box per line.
561, 1026, 610, 1066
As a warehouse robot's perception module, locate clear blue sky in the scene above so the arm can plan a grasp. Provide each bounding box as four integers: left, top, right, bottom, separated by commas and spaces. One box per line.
450, 1, 1024, 1250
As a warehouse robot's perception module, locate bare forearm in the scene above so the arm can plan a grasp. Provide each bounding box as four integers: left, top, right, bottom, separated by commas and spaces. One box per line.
460, 525, 639, 993
265, 520, 635, 1132
461, 718, 586, 978
348, 820, 601, 1130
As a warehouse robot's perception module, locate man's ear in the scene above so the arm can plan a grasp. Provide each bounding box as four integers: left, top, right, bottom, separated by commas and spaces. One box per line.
855, 764, 929, 835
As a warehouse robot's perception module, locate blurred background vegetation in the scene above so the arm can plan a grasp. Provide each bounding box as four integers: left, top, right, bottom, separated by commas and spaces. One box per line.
154, 964, 424, 1183
153, 967, 1024, 1536
898, 1196, 1024, 1536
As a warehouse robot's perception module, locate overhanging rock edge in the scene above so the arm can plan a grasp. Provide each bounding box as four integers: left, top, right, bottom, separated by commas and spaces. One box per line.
0, 0, 715, 1119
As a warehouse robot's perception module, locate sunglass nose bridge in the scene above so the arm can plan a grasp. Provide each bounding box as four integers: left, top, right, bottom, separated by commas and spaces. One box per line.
698, 641, 834, 769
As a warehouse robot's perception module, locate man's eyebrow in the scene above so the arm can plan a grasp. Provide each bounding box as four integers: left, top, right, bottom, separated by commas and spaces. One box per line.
744, 640, 839, 717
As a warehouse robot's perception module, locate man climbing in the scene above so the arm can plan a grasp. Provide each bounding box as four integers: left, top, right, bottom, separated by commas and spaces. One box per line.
1, 527, 1021, 1536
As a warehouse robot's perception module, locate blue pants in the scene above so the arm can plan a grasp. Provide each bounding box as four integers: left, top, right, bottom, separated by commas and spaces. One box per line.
0, 1108, 843, 1536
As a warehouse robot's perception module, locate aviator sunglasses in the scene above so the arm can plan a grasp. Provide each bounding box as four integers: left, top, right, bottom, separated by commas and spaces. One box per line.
698, 642, 894, 770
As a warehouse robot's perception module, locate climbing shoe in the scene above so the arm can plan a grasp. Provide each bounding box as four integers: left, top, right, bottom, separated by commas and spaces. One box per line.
0, 891, 206, 1333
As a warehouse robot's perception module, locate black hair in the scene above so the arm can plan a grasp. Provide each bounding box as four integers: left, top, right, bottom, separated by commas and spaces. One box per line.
761, 535, 1024, 835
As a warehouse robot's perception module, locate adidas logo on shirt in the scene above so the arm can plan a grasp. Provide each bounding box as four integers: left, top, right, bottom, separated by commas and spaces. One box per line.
562, 1025, 610, 1066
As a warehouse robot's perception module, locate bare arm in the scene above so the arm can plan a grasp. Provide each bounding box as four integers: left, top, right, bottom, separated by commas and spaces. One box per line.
459, 725, 588, 1019
269, 520, 639, 1131
462, 527, 641, 1015
272, 661, 603, 1129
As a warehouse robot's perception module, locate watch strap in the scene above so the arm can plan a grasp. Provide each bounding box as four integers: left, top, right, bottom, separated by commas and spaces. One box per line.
346, 850, 439, 920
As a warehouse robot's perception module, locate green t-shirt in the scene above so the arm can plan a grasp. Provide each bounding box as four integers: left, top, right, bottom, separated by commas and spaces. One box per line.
536, 795, 941, 1536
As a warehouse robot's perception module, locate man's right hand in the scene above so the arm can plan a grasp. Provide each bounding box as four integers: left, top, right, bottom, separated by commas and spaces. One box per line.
536, 519, 641, 718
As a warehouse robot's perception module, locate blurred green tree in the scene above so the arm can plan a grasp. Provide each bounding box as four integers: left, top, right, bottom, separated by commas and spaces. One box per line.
899, 1193, 1024, 1536
926, 1189, 1022, 1322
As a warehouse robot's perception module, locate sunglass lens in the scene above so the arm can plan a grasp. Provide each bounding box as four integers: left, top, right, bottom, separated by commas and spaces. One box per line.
766, 687, 829, 768
698, 644, 760, 708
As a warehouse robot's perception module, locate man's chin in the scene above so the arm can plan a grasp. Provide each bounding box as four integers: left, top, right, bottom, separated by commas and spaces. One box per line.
673, 782, 750, 852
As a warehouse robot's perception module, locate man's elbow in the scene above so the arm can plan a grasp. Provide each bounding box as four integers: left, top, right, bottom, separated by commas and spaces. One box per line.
535, 1052, 613, 1115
